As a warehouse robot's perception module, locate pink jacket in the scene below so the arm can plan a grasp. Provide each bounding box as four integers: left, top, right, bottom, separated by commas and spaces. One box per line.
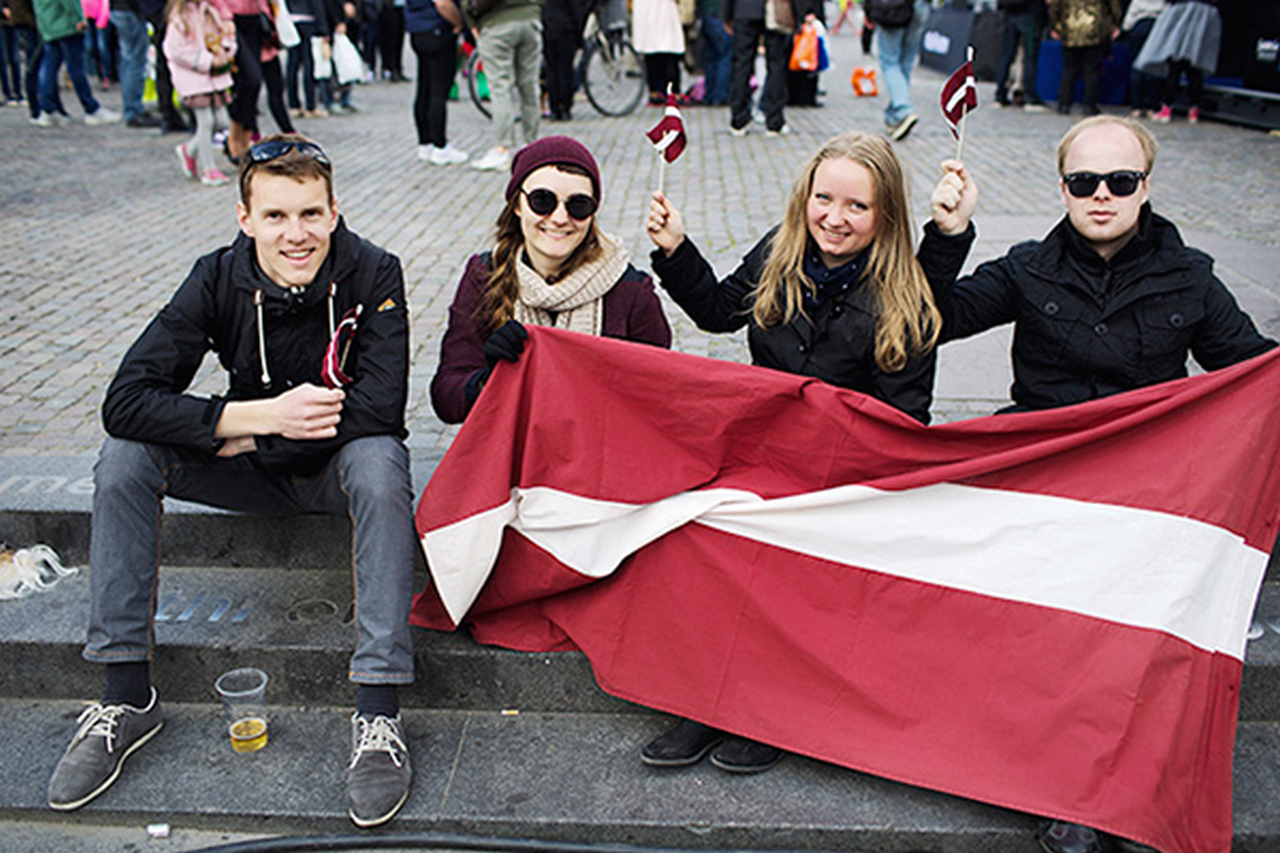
81, 0, 108, 28
163, 0, 238, 99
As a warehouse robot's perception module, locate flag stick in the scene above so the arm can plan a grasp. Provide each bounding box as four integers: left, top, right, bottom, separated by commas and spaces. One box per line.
656, 83, 672, 197
956, 46, 973, 162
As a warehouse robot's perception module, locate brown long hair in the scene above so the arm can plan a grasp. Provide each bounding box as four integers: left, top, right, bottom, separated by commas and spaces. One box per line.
476, 163, 605, 333
752, 131, 940, 373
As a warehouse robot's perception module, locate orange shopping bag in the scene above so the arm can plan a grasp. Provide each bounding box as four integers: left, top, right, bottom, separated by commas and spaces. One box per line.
789, 23, 820, 72
851, 66, 878, 96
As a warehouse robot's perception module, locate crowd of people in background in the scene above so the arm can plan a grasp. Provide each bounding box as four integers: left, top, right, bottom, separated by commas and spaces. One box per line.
0, 0, 1225, 178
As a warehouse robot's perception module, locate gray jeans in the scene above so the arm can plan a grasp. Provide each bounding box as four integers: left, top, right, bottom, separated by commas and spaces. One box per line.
84, 435, 417, 685
476, 17, 542, 149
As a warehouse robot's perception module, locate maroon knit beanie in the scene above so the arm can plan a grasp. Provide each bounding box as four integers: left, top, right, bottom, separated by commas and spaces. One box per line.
504, 136, 602, 203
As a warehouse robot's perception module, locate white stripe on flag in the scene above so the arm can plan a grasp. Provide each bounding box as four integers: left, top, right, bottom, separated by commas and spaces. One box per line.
945, 84, 972, 114
429, 483, 1265, 657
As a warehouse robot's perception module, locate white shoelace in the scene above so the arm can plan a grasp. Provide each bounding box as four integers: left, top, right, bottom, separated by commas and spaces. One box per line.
69, 703, 126, 754
350, 715, 406, 769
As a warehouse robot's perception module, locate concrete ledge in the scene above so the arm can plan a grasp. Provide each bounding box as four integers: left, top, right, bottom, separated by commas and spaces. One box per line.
6, 699, 1280, 853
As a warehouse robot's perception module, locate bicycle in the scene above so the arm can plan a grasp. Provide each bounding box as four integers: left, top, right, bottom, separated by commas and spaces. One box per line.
465, 3, 645, 120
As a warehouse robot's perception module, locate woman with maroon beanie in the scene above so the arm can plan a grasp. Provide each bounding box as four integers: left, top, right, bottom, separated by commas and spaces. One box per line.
430, 135, 672, 423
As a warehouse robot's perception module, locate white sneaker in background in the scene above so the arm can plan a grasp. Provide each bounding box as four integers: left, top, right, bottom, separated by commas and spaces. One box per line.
428, 144, 469, 165
84, 106, 121, 125
470, 147, 510, 171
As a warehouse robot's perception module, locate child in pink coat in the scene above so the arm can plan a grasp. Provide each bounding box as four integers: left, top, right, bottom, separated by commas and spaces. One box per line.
163, 0, 237, 186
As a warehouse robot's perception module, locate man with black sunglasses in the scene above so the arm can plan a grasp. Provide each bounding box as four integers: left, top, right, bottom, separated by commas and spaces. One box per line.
926, 114, 1276, 853
46, 134, 419, 830
926, 114, 1275, 415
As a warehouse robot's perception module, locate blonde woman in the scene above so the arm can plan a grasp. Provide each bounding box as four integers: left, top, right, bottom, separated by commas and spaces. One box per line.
641, 130, 973, 772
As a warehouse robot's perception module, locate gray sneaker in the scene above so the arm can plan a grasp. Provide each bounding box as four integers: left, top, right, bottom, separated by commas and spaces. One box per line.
346, 712, 411, 828
48, 689, 163, 811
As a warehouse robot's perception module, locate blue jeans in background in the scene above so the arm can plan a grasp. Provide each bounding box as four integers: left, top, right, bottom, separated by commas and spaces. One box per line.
875, 0, 930, 127
700, 13, 732, 105
85, 435, 418, 684
111, 9, 150, 120
83, 23, 113, 82
39, 34, 100, 117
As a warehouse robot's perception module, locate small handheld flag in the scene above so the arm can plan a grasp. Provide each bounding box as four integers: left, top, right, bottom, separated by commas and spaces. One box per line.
646, 87, 687, 196
940, 50, 977, 159
646, 91, 687, 164
322, 304, 362, 389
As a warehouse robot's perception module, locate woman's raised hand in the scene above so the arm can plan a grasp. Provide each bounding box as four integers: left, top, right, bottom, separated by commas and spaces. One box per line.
930, 159, 978, 236
646, 191, 686, 257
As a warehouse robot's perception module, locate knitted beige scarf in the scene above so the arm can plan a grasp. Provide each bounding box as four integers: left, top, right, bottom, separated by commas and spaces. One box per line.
513, 233, 630, 336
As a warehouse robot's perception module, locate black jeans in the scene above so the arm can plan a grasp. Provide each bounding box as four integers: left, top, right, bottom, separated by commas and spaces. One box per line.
543, 24, 580, 118
287, 22, 319, 111
380, 3, 405, 76
262, 54, 296, 133
410, 28, 456, 147
729, 18, 789, 132
643, 52, 681, 100
230, 14, 266, 127
1059, 43, 1104, 113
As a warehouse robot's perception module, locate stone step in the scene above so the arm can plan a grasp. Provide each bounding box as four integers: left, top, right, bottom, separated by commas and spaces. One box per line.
9, 561, 1280, 722
0, 563, 626, 714
7, 697, 1280, 853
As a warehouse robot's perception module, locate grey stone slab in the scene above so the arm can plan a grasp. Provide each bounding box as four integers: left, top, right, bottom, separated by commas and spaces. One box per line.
7, 698, 1280, 853
0, 564, 635, 713
0, 699, 1037, 852
8, 564, 1280, 718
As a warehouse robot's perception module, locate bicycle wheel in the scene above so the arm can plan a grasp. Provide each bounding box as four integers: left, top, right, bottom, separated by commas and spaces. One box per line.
467, 49, 492, 120
582, 34, 645, 117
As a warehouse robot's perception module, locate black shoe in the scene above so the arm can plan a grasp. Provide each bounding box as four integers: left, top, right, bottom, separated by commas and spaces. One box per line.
709, 736, 783, 774
1056, 103, 1071, 115
641, 719, 723, 767
48, 688, 164, 811
126, 112, 163, 128
1037, 820, 1109, 853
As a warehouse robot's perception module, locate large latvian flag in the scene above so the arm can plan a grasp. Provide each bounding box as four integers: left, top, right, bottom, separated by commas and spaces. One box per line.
412, 327, 1280, 853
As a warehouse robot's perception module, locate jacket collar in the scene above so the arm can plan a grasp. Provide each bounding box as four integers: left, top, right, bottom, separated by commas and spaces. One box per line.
1028, 204, 1192, 285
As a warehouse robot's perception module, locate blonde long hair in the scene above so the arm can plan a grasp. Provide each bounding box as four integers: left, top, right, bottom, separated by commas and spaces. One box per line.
753, 131, 941, 373
477, 164, 605, 333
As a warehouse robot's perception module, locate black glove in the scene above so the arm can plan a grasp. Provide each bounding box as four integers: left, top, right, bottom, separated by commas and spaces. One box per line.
482, 319, 528, 367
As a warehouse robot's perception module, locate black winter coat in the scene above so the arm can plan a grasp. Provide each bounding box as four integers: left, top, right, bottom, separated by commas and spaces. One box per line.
927, 208, 1276, 411
103, 220, 409, 474
650, 228, 972, 424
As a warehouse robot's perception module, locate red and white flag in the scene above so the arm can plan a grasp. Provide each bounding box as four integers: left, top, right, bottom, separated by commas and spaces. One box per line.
321, 304, 361, 389
940, 59, 978, 139
645, 92, 687, 163
412, 328, 1280, 853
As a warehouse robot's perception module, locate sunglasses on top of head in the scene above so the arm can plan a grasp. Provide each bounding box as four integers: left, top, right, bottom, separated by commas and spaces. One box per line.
1061, 170, 1147, 198
248, 139, 331, 166
522, 188, 598, 221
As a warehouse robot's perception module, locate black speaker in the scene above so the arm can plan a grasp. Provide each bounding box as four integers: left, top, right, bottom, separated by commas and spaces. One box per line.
1244, 3, 1280, 93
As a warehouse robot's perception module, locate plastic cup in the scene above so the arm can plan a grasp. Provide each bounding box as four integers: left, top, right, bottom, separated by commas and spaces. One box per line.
214, 667, 269, 753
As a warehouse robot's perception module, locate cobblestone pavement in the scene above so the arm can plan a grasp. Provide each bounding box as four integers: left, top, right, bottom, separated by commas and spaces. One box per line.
2, 29, 1279, 464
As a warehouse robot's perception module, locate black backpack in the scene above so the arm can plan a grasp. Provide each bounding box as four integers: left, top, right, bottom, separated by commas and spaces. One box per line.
864, 0, 914, 27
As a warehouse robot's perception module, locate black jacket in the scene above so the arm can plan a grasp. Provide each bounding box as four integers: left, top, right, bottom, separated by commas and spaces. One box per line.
927, 208, 1276, 411
723, 0, 819, 25
651, 228, 972, 424
103, 220, 409, 474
